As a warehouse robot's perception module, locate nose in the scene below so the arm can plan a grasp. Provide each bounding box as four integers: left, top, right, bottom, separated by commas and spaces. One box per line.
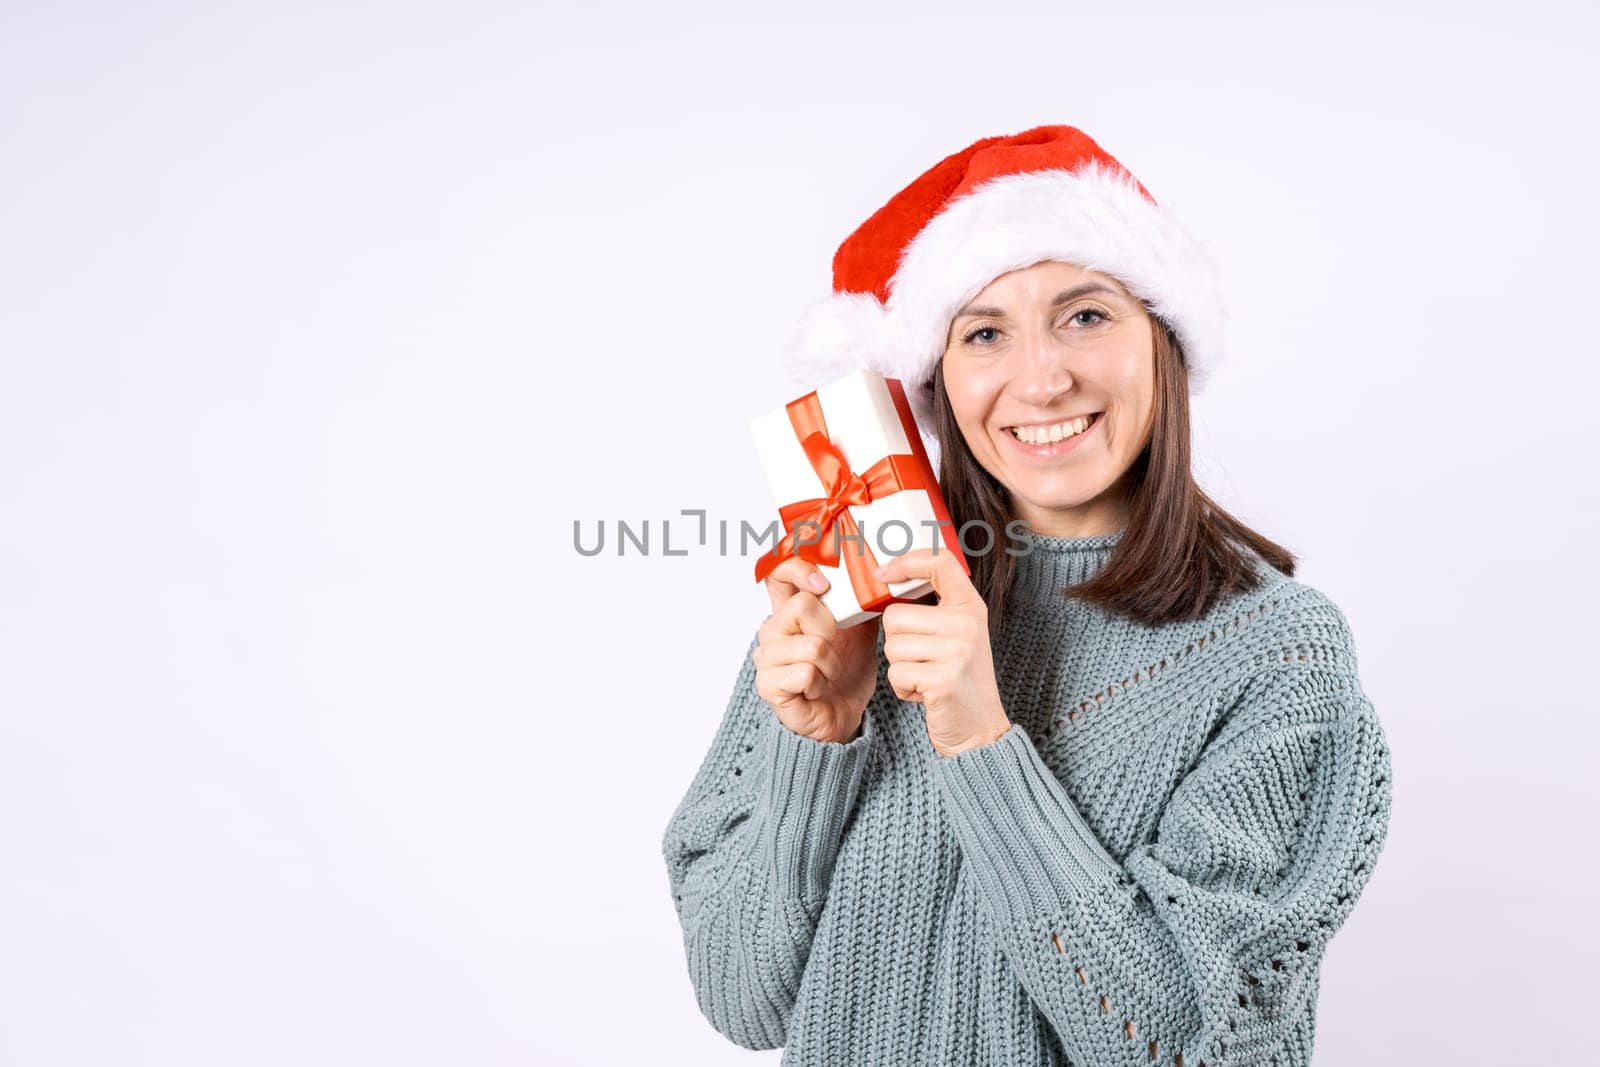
1011, 327, 1075, 408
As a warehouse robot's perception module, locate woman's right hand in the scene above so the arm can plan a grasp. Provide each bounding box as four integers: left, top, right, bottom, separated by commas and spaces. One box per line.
754, 557, 881, 745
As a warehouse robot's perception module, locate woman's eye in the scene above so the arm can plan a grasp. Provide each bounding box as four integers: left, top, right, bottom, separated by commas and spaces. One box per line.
962, 310, 1106, 346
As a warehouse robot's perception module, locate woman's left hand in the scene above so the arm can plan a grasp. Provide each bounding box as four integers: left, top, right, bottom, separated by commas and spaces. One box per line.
873, 547, 1013, 757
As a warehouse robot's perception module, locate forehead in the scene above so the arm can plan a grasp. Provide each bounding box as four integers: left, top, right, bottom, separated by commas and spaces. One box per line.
956, 261, 1140, 318
977, 259, 1132, 296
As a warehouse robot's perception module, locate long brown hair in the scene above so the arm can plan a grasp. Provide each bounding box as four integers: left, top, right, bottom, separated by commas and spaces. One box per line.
926, 313, 1297, 627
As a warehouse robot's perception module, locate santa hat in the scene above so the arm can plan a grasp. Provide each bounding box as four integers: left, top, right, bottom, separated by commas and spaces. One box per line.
779, 124, 1227, 468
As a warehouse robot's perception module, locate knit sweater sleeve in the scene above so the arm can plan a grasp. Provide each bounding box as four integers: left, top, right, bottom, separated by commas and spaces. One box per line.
660, 628, 875, 1050
931, 626, 1393, 1066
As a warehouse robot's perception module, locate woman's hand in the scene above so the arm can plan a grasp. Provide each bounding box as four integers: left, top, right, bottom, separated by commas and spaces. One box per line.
754, 557, 881, 745
873, 548, 1011, 757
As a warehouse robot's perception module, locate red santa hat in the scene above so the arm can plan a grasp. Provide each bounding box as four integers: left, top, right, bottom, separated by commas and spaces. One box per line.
779, 124, 1227, 467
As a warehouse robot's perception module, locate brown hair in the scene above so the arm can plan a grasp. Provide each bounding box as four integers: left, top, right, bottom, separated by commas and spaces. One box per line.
925, 312, 1297, 627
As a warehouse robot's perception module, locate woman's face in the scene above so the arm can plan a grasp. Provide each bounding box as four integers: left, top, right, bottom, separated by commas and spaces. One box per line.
940, 259, 1156, 539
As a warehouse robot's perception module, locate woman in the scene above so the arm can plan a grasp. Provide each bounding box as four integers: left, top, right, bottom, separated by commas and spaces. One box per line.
661, 124, 1393, 1067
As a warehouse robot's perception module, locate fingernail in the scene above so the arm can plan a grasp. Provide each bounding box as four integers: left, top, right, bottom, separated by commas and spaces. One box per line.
872, 564, 887, 578
808, 572, 828, 592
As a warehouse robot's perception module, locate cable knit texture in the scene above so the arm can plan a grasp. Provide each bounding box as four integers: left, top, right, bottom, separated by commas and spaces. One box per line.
662, 529, 1393, 1066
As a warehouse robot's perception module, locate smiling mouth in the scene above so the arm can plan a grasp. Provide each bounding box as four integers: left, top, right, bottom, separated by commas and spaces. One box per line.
1004, 412, 1103, 445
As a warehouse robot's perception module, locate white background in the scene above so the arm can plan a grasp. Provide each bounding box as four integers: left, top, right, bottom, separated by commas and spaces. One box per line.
3, 1, 1597, 1064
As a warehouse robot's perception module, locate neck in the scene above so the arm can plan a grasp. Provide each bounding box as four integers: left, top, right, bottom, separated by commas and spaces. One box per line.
1006, 524, 1125, 609
1010, 495, 1131, 540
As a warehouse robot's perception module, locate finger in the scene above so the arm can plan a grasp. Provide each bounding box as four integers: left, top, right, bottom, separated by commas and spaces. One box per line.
872, 547, 934, 586
881, 602, 951, 636
770, 587, 825, 638
762, 633, 844, 683
764, 557, 832, 612
886, 660, 927, 704
882, 633, 950, 664
782, 587, 840, 641
873, 547, 979, 607
774, 661, 826, 702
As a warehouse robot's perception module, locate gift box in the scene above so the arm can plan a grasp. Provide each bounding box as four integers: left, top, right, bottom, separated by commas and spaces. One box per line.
749, 368, 968, 628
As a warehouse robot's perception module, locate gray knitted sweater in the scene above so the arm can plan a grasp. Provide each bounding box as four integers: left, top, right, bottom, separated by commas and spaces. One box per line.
662, 528, 1393, 1066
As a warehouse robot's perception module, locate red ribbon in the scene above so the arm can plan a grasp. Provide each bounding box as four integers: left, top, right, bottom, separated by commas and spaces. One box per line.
753, 391, 931, 608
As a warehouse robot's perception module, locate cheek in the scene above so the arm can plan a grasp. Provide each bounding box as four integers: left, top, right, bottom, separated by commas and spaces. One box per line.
1104, 348, 1155, 411
940, 360, 997, 425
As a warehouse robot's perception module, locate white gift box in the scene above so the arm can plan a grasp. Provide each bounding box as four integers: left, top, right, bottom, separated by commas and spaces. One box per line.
749, 369, 966, 628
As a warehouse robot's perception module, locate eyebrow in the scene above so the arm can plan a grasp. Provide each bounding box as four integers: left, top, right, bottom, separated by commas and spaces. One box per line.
953, 283, 1128, 321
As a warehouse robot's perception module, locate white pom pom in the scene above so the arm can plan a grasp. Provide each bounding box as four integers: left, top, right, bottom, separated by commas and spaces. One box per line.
779, 291, 907, 390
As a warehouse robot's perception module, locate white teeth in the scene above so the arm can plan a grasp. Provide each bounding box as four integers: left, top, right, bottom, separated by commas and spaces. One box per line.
1010, 414, 1096, 445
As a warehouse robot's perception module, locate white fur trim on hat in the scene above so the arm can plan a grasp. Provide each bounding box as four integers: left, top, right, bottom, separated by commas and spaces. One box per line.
780, 159, 1227, 467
